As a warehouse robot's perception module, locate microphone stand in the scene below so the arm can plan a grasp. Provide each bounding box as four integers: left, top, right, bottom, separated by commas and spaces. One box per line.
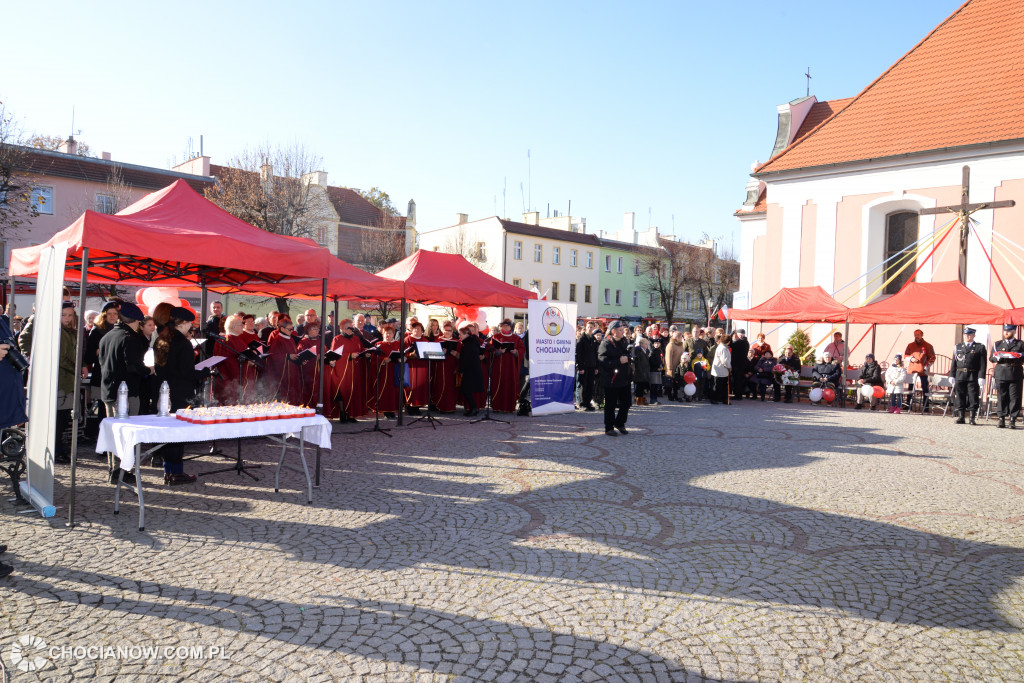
472, 338, 510, 425
407, 349, 443, 430
351, 349, 391, 437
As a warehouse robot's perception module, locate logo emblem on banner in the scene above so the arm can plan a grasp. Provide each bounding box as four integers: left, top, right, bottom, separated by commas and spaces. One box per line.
541, 307, 564, 336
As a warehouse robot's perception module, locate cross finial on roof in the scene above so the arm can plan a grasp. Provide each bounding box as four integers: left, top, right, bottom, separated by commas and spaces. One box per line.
805, 67, 812, 97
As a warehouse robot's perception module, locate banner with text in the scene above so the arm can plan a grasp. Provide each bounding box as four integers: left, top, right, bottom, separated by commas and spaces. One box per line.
528, 301, 577, 415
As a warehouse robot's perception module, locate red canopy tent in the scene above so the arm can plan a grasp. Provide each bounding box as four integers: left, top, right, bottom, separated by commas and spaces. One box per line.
11, 180, 333, 286
1005, 308, 1024, 325
10, 180, 336, 525
222, 252, 405, 301
727, 286, 850, 323
846, 281, 1007, 325
374, 250, 537, 307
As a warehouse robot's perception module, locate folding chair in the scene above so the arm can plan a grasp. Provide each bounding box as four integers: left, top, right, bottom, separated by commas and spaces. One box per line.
927, 375, 955, 416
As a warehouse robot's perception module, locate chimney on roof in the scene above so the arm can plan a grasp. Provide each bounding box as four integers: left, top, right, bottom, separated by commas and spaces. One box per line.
623, 211, 634, 232
523, 211, 539, 225
101, 151, 111, 161
407, 199, 416, 228
58, 136, 78, 156
260, 163, 273, 190
172, 155, 210, 176
302, 171, 328, 187
456, 213, 468, 225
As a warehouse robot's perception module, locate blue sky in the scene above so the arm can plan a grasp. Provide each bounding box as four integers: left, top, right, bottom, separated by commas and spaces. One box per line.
3, 1, 958, 252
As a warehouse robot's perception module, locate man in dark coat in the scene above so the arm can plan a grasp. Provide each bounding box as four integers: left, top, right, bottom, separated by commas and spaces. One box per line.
730, 329, 750, 400
97, 302, 150, 483
0, 340, 27, 579
598, 320, 633, 437
457, 321, 485, 416
854, 352, 884, 410
204, 300, 224, 357
575, 321, 600, 411
989, 323, 1024, 429
951, 326, 987, 425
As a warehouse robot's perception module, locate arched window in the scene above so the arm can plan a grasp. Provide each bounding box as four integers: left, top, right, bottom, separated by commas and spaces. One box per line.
884, 211, 918, 295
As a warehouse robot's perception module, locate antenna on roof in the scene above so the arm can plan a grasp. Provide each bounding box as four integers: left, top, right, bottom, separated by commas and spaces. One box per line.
519, 182, 526, 213
672, 214, 675, 236
69, 106, 75, 140
527, 149, 531, 212
805, 67, 812, 97
503, 177, 507, 219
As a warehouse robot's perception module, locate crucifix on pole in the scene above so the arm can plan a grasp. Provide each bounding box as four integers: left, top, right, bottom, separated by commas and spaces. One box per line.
918, 165, 1014, 339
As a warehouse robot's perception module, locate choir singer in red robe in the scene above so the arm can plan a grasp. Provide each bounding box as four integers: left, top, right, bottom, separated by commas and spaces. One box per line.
326, 318, 370, 422
371, 324, 402, 419
404, 321, 429, 415
266, 315, 303, 405
489, 318, 525, 412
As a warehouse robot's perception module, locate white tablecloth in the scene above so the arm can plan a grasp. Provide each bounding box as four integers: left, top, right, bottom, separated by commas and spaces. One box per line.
96, 415, 332, 471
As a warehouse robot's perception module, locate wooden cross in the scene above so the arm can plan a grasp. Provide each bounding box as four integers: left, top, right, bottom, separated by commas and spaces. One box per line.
918, 165, 1014, 284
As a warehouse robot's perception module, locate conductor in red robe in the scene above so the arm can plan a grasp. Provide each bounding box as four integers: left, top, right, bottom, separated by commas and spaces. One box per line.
489, 318, 525, 412
371, 324, 402, 419
266, 315, 303, 405
327, 318, 370, 422
432, 320, 460, 413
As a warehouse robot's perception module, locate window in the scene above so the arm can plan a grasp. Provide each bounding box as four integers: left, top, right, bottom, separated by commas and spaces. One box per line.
477, 242, 487, 260
603, 288, 610, 305
534, 244, 543, 262
0, 240, 5, 268
317, 223, 328, 245
685, 292, 692, 310
513, 240, 522, 260
513, 278, 522, 288
552, 246, 560, 265
584, 285, 592, 303
433, 246, 440, 251
569, 283, 576, 302
585, 252, 593, 268
604, 255, 611, 272
31, 186, 53, 215
650, 292, 658, 307
634, 260, 640, 276
570, 249, 577, 267
884, 211, 918, 295
616, 257, 623, 274
95, 193, 116, 214
551, 282, 559, 300
632, 291, 638, 307
615, 290, 622, 306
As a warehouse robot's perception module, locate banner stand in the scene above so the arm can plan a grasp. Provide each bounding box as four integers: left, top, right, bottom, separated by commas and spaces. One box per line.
528, 301, 577, 415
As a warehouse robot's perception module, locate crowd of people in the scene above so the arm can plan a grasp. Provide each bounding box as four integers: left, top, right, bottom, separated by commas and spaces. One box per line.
6, 297, 536, 487
575, 320, 1024, 431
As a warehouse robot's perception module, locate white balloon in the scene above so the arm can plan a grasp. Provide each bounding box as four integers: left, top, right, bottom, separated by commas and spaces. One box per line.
141, 286, 179, 312
683, 383, 696, 396
809, 387, 823, 403
860, 384, 874, 399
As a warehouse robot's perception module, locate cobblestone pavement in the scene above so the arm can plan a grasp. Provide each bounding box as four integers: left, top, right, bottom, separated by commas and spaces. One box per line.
1, 400, 1022, 681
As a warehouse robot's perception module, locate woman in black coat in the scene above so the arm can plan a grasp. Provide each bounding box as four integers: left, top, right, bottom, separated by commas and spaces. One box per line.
153, 307, 204, 485
458, 322, 485, 417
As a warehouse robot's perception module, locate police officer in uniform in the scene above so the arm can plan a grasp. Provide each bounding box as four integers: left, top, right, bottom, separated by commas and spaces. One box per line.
950, 326, 987, 425
990, 323, 1024, 429
598, 320, 633, 436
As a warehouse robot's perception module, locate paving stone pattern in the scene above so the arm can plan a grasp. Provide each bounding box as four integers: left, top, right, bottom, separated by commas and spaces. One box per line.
1, 401, 1022, 681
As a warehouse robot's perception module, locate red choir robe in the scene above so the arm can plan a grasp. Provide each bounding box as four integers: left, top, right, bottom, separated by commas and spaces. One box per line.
296, 335, 323, 408
214, 333, 254, 404
266, 330, 303, 405
431, 336, 460, 412
235, 331, 263, 401
327, 332, 369, 419
371, 339, 402, 413
404, 333, 431, 407
489, 332, 525, 412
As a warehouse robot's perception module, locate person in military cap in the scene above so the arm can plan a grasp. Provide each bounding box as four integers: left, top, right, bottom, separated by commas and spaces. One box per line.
950, 326, 987, 425
989, 323, 1024, 429
597, 320, 633, 436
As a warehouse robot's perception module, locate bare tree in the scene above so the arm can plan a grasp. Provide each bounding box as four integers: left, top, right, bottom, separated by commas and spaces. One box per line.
205, 144, 334, 312
640, 241, 688, 324
0, 101, 38, 238
442, 226, 486, 267
690, 235, 740, 324
27, 133, 94, 157
359, 210, 407, 273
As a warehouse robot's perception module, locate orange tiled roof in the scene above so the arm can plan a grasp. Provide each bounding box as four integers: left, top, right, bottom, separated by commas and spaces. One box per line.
757, 0, 1024, 175
790, 98, 854, 145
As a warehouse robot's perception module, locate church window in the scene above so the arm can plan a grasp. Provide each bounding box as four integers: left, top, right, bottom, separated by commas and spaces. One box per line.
884, 211, 918, 295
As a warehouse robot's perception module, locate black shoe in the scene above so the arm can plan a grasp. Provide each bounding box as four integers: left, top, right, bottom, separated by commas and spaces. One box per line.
54, 452, 71, 464
616, 426, 629, 435
384, 412, 396, 419
0, 544, 7, 554
855, 403, 863, 410
1012, 419, 1018, 430
347, 417, 358, 423
970, 414, 977, 425
407, 406, 422, 415
584, 406, 595, 412
463, 409, 473, 416
109, 469, 137, 486
955, 415, 966, 424
998, 419, 1006, 428
467, 409, 480, 417
605, 429, 617, 437
164, 473, 197, 486
0, 562, 12, 579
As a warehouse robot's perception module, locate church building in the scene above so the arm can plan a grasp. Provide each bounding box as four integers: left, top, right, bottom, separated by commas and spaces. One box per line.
735, 0, 1024, 364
